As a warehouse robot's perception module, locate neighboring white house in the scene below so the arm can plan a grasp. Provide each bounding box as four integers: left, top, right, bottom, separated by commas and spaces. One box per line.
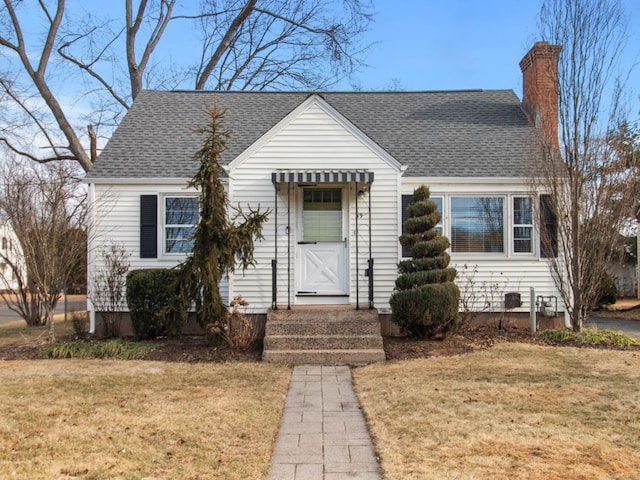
0, 216, 24, 292
85, 42, 566, 334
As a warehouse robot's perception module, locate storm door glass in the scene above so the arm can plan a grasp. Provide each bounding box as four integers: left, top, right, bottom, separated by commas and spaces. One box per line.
302, 189, 342, 242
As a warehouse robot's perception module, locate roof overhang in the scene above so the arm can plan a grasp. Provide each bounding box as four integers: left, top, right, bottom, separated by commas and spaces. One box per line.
272, 169, 374, 184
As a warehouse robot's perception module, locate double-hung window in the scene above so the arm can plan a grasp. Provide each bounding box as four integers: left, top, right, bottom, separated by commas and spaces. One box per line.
513, 196, 533, 254
164, 196, 198, 254
451, 197, 504, 253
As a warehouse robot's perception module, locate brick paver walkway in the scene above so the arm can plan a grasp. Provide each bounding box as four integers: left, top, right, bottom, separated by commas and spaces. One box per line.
268, 365, 382, 480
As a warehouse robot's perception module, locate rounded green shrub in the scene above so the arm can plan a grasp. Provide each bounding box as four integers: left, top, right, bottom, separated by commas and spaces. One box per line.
390, 283, 460, 338
390, 185, 460, 338
126, 268, 186, 339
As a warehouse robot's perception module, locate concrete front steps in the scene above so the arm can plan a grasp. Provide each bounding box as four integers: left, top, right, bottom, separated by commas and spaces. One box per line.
262, 306, 386, 366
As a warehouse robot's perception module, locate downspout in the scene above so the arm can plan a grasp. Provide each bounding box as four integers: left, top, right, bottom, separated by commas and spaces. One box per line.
273, 182, 278, 310
368, 183, 373, 309
87, 182, 96, 335
287, 182, 291, 309
355, 182, 359, 310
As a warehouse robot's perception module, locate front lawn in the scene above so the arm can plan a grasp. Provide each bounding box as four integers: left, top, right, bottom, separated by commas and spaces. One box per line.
0, 360, 290, 479
354, 343, 640, 480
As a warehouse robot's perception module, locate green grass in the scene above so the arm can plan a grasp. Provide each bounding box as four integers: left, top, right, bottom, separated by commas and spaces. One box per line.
538, 327, 640, 347
43, 338, 159, 359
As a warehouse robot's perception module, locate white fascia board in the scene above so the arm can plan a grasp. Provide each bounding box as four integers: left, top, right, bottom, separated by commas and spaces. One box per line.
227, 94, 404, 173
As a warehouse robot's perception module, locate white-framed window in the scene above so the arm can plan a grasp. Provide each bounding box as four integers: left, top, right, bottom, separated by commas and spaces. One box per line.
513, 196, 533, 254
451, 196, 504, 253
164, 196, 198, 254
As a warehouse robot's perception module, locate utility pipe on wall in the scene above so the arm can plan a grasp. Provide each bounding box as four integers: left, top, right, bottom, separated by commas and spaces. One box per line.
530, 287, 536, 333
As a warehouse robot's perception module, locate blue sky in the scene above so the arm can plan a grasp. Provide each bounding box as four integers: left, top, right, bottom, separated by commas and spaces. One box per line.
3, 0, 639, 120
346, 0, 639, 114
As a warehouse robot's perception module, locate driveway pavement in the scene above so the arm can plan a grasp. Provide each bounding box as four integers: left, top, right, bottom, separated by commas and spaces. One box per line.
0, 295, 86, 325
587, 316, 640, 340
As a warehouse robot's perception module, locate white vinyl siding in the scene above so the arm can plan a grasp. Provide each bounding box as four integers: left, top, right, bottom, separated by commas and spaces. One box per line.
401, 181, 564, 313
228, 98, 402, 311
90, 184, 228, 312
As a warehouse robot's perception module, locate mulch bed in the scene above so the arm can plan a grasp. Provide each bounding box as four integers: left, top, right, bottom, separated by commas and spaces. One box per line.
3, 326, 638, 363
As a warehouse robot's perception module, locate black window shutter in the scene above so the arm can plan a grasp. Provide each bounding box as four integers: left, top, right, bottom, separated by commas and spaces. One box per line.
140, 195, 158, 258
539, 194, 558, 258
401, 194, 413, 258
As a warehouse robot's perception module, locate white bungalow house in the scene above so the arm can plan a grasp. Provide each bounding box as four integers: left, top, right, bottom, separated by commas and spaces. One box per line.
85, 43, 567, 359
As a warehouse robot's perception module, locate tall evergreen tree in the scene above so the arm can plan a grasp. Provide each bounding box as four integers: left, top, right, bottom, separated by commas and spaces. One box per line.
390, 186, 459, 338
169, 99, 270, 341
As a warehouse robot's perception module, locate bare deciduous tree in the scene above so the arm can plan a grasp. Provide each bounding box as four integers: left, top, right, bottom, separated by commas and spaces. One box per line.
0, 160, 88, 342
530, 0, 640, 331
0, 0, 373, 171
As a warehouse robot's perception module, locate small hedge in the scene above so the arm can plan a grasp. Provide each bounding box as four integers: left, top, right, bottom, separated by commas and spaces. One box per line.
126, 268, 185, 339
390, 283, 460, 338
538, 328, 639, 347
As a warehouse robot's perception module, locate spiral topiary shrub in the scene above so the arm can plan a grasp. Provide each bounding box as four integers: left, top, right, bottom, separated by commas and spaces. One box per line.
390, 185, 460, 338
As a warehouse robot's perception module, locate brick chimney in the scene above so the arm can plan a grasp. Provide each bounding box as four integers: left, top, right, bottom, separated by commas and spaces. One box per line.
519, 42, 562, 148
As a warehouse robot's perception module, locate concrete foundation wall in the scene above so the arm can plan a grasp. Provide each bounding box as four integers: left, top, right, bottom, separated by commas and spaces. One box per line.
96, 310, 564, 340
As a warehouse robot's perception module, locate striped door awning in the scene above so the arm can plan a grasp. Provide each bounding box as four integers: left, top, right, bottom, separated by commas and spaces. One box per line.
272, 169, 374, 184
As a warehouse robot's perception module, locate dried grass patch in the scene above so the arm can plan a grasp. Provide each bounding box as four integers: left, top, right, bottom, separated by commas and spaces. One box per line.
0, 360, 290, 479
354, 343, 640, 480
0, 317, 76, 349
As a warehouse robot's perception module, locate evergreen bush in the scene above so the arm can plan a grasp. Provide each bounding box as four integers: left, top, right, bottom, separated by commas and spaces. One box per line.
390, 186, 460, 338
126, 269, 184, 339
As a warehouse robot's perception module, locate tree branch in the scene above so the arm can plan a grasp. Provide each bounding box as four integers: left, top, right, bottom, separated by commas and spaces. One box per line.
57, 31, 130, 111
196, 0, 257, 90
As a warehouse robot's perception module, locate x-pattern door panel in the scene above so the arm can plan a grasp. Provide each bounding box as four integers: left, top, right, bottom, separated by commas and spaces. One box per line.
296, 187, 348, 296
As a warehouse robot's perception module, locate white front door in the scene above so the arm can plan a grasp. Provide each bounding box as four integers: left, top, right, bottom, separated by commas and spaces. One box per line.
296, 187, 348, 298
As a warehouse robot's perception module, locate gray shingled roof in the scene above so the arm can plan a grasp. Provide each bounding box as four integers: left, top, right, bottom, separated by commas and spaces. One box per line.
86, 90, 535, 179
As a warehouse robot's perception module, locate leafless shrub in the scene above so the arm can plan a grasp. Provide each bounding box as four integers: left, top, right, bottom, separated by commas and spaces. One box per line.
457, 264, 489, 331
70, 311, 90, 338
89, 244, 130, 338
224, 296, 258, 352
